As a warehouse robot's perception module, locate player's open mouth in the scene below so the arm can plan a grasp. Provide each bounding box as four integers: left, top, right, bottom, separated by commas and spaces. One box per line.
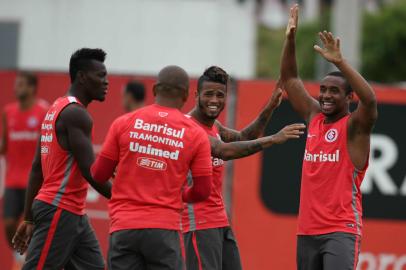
208, 105, 219, 113
321, 101, 334, 110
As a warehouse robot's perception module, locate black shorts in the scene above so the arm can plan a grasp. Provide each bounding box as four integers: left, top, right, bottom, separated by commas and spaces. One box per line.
3, 187, 26, 219
297, 232, 361, 270
108, 229, 185, 270
184, 227, 242, 270
23, 200, 105, 270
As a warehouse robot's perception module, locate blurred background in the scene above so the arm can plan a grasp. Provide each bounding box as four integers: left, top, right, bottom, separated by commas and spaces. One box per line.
0, 0, 405, 269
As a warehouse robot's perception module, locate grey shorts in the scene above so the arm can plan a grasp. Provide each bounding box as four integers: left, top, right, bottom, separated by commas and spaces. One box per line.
3, 187, 26, 219
184, 227, 242, 270
297, 232, 361, 270
108, 228, 185, 270
22, 200, 105, 270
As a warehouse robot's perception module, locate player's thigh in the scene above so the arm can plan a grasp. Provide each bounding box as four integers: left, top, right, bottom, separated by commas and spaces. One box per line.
22, 200, 79, 270
3, 188, 25, 220
323, 232, 361, 270
142, 229, 184, 270
297, 235, 323, 270
65, 215, 105, 270
108, 229, 146, 270
222, 227, 242, 270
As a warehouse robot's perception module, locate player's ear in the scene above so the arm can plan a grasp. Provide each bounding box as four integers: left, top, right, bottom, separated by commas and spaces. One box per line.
346, 91, 353, 102
152, 84, 158, 97
77, 70, 86, 85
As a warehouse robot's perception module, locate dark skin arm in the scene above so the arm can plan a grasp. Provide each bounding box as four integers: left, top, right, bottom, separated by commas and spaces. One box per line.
314, 31, 378, 170
210, 123, 306, 161
12, 139, 42, 254
0, 111, 7, 154
58, 104, 112, 199
280, 4, 320, 123
215, 87, 283, 142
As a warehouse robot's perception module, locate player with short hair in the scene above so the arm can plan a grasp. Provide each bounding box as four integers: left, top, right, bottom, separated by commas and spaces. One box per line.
281, 5, 378, 270
12, 48, 112, 270
183, 66, 306, 270
1, 71, 48, 268
122, 80, 146, 112
91, 65, 214, 270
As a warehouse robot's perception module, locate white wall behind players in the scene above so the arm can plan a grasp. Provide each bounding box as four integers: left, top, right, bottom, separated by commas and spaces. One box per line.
0, 0, 256, 78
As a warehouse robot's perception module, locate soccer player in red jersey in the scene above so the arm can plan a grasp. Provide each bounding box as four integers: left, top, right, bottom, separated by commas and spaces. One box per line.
12, 48, 112, 270
281, 5, 378, 270
91, 65, 214, 270
0, 72, 48, 267
122, 80, 146, 112
182, 66, 306, 270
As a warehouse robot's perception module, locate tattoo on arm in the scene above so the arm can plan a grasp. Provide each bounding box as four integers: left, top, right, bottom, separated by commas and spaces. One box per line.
210, 137, 264, 161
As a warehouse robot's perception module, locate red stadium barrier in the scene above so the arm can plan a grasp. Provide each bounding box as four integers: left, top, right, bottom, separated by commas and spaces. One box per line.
1, 71, 405, 269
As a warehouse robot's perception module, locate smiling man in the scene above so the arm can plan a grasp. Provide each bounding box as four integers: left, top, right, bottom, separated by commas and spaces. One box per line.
183, 66, 306, 270
280, 5, 377, 270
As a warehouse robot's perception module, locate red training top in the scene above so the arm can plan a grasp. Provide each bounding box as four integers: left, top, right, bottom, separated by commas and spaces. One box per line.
36, 97, 89, 215
4, 100, 48, 188
182, 118, 228, 232
298, 113, 368, 236
99, 104, 212, 233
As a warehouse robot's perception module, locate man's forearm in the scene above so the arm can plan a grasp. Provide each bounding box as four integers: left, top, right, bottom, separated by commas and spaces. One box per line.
281, 36, 299, 82
335, 60, 376, 106
23, 170, 44, 222
239, 104, 277, 140
213, 137, 274, 161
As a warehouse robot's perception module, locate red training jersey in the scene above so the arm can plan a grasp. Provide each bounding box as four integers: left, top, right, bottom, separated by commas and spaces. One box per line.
36, 97, 89, 215
298, 113, 367, 236
99, 104, 213, 233
4, 100, 48, 188
182, 118, 228, 232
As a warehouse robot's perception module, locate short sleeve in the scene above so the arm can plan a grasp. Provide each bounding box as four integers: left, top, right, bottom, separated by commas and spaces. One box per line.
189, 129, 213, 177
99, 117, 122, 161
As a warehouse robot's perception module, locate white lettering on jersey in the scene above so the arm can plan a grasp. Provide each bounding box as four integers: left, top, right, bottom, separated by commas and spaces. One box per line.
129, 142, 180, 160
303, 149, 340, 162
134, 119, 185, 139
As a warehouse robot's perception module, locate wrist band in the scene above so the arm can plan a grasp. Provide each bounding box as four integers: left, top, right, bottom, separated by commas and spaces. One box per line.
24, 220, 34, 225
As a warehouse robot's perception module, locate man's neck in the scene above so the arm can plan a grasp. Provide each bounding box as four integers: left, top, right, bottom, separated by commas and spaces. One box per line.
19, 96, 35, 111
190, 108, 215, 128
67, 86, 90, 107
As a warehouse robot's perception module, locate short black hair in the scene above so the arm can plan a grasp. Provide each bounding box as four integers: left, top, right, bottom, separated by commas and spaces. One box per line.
326, 71, 353, 95
125, 81, 145, 102
69, 48, 106, 83
17, 71, 38, 89
197, 66, 229, 92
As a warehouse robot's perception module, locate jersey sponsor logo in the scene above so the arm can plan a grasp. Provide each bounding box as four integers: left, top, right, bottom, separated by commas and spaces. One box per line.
27, 116, 39, 128
41, 146, 49, 154
9, 131, 39, 141
212, 157, 224, 167
137, 157, 167, 171
129, 142, 180, 160
44, 111, 56, 121
41, 123, 53, 131
41, 133, 53, 143
158, 112, 168, 117
134, 119, 185, 139
325, 128, 338, 142
129, 131, 184, 148
307, 134, 316, 138
303, 149, 340, 162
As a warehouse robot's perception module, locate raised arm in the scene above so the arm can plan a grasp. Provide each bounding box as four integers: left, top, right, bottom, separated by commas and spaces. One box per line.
280, 4, 320, 122
13, 139, 42, 254
314, 31, 378, 132
210, 123, 306, 161
215, 87, 283, 142
61, 105, 112, 199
